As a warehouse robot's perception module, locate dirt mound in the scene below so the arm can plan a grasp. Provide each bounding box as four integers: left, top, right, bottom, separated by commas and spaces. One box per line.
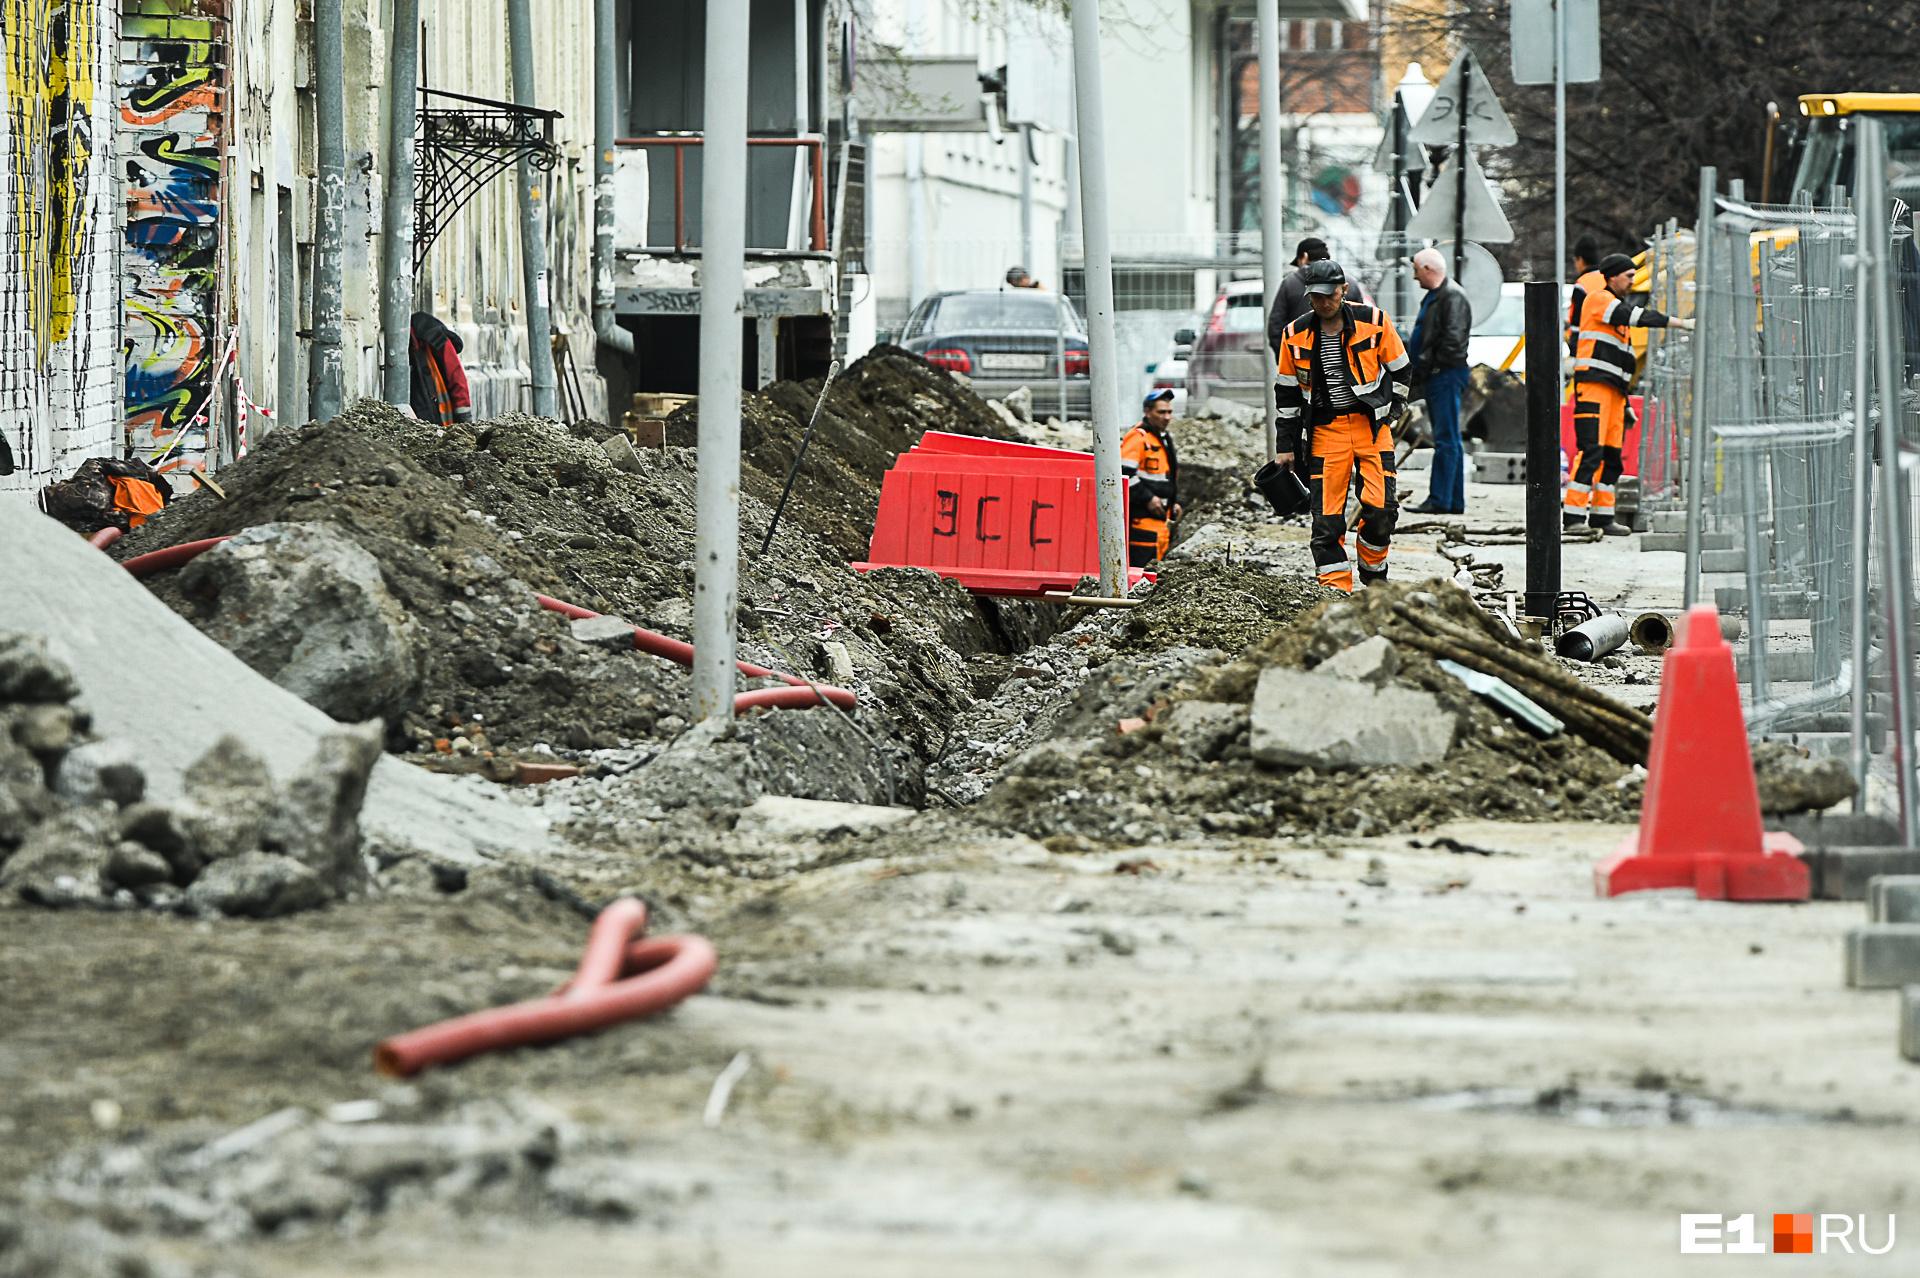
1116, 559, 1334, 657
979, 580, 1645, 845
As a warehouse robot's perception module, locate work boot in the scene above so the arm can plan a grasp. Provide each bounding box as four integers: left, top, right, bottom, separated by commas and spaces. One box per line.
1562, 513, 1585, 530
1600, 522, 1632, 538
1358, 568, 1389, 590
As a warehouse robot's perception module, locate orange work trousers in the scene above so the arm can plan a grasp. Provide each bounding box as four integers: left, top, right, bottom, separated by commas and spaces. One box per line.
1308, 411, 1396, 592
1564, 380, 1631, 527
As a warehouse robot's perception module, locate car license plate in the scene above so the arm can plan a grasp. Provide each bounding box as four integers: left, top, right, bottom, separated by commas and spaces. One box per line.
980, 353, 1047, 372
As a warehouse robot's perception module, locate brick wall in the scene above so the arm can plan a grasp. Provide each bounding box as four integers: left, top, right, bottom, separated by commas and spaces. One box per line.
0, 0, 123, 499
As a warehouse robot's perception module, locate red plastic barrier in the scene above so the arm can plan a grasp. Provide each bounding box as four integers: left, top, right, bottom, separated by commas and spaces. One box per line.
110, 537, 854, 714
373, 897, 716, 1077
855, 433, 1150, 597
1595, 604, 1808, 900
1559, 394, 1645, 478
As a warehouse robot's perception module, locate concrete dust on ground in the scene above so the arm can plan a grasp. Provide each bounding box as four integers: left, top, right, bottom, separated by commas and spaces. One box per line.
2, 350, 1903, 1277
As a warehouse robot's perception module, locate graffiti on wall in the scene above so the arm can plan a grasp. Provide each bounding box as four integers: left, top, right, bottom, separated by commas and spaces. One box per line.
1, 0, 116, 490
119, 4, 226, 467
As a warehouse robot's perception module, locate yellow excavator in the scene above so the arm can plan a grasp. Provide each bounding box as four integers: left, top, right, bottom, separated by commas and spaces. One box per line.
1788, 93, 1920, 201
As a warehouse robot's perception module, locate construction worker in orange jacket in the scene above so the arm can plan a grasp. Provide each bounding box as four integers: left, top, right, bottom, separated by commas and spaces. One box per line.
1564, 253, 1692, 533
1122, 388, 1181, 566
1565, 234, 1604, 356
1272, 260, 1412, 591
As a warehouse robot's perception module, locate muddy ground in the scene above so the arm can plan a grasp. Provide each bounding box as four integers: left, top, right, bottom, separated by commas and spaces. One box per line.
5, 352, 1900, 1276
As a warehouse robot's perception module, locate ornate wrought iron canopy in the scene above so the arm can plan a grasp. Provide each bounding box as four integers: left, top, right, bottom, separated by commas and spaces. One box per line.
413, 87, 560, 275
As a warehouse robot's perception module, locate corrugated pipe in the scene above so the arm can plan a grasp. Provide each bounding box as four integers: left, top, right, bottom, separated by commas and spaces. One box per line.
374, 897, 716, 1077
591, 0, 633, 357
107, 537, 856, 713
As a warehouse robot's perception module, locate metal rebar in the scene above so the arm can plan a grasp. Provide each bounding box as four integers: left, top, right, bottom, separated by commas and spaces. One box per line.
1683, 168, 1716, 608
1069, 0, 1128, 596
1851, 241, 1875, 811
692, 0, 751, 722
309, 0, 346, 422
507, 0, 559, 419
1258, 0, 1282, 460
380, 0, 420, 407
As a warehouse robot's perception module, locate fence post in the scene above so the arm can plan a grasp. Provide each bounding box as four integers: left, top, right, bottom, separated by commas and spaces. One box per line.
1861, 116, 1920, 840
1683, 167, 1716, 609
1851, 239, 1876, 812
1524, 281, 1562, 618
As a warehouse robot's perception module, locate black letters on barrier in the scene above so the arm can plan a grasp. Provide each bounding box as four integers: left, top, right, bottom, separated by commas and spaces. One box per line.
975, 495, 1002, 541
1028, 499, 1055, 546
934, 490, 959, 537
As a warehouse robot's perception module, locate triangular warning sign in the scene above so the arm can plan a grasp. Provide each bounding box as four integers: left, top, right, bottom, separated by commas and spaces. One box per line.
1371, 101, 1428, 175
1409, 48, 1517, 148
1405, 150, 1515, 244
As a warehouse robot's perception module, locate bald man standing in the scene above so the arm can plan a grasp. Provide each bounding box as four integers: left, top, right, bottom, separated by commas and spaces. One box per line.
1406, 247, 1473, 515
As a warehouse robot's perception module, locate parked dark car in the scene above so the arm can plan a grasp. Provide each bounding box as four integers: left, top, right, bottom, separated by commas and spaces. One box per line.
898, 289, 1092, 417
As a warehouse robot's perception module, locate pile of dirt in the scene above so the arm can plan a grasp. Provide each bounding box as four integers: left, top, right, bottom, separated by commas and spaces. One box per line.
1115, 559, 1333, 656
978, 580, 1648, 845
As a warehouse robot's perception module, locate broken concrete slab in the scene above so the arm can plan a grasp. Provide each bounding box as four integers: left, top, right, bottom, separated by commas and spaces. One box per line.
0, 501, 554, 869
1868, 876, 1920, 924
0, 808, 119, 907
569, 614, 639, 651
175, 523, 425, 724
733, 794, 915, 839
187, 851, 329, 918
1843, 924, 1920, 989
1316, 636, 1399, 687
1250, 667, 1455, 770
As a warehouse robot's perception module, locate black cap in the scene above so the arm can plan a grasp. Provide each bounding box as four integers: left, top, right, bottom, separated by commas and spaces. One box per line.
1302, 259, 1346, 296
1598, 253, 1636, 279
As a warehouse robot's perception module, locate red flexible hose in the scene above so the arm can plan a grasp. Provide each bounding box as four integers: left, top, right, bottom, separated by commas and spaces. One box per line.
112, 537, 856, 711
88, 527, 123, 550
372, 897, 716, 1077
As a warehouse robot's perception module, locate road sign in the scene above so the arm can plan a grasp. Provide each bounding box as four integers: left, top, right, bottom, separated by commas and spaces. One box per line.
1371, 99, 1428, 175
1429, 240, 1504, 325
1405, 150, 1514, 243
1409, 48, 1516, 148
1511, 0, 1601, 86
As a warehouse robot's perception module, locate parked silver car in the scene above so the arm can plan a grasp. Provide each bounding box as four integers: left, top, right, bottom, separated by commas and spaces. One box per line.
898, 289, 1092, 417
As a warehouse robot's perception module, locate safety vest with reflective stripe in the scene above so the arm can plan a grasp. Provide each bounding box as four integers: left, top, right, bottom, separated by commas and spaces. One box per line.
1273, 301, 1411, 453
1566, 268, 1604, 355
1573, 286, 1672, 392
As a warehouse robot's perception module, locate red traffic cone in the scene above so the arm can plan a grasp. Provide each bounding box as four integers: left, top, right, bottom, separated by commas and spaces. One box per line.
1596, 604, 1809, 900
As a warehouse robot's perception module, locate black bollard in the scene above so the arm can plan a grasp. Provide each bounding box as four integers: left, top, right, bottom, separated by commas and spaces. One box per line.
1524, 280, 1562, 619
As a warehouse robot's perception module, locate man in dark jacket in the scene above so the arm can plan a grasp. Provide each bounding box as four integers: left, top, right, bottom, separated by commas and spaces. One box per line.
1266, 236, 1330, 358
1405, 247, 1474, 514
409, 311, 474, 427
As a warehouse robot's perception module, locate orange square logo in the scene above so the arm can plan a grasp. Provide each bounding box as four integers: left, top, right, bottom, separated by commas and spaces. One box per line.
1774, 1213, 1814, 1254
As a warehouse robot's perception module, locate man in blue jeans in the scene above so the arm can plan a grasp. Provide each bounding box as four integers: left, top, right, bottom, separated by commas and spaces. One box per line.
1405, 247, 1473, 514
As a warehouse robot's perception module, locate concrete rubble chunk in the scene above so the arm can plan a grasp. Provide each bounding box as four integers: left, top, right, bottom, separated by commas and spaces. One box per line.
1869, 875, 1920, 924
52, 739, 147, 809
8, 703, 81, 757
818, 640, 856, 684
106, 841, 174, 889
187, 851, 329, 918
0, 808, 120, 907
1843, 924, 1920, 989
570, 614, 639, 651
179, 736, 278, 865
262, 724, 382, 894
0, 633, 79, 705
118, 802, 202, 882
1250, 667, 1455, 770
175, 522, 425, 724
733, 794, 915, 838
1316, 636, 1400, 687
1162, 700, 1248, 762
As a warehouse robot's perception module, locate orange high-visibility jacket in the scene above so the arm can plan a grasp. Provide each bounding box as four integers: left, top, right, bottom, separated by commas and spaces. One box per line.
1273, 301, 1411, 454
1572, 286, 1673, 392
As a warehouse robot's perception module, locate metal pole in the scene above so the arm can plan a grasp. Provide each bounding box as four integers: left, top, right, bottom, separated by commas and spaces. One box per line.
1683, 167, 1716, 608
592, 0, 634, 358
1553, 0, 1566, 291
905, 0, 927, 307
692, 0, 750, 722
1862, 117, 1920, 840
309, 0, 346, 422
380, 0, 419, 407
1391, 100, 1409, 328
1258, 0, 1282, 459
1524, 280, 1562, 617
1852, 241, 1876, 813
1070, 0, 1128, 596
1453, 55, 1468, 284
507, 0, 558, 419
1018, 124, 1034, 270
